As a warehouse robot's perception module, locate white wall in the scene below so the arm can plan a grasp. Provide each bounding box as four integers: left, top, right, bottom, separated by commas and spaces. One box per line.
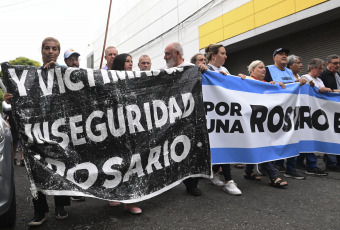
89, 0, 251, 70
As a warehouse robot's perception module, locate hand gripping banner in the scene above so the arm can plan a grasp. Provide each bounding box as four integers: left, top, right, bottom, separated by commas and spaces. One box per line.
202, 70, 340, 164
1, 63, 211, 203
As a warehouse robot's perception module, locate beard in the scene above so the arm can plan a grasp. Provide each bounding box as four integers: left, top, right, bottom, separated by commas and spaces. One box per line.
166, 58, 176, 68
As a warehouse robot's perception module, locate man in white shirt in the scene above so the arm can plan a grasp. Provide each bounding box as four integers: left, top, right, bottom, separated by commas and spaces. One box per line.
102, 46, 118, 70
162, 42, 201, 196
138, 55, 152, 71
163, 42, 193, 68
287, 55, 303, 82
296, 58, 330, 176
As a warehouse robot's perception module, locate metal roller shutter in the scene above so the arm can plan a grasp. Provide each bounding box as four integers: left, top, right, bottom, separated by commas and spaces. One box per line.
225, 18, 340, 76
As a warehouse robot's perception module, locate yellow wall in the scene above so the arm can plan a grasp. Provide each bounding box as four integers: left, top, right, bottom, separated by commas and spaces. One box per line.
199, 0, 328, 49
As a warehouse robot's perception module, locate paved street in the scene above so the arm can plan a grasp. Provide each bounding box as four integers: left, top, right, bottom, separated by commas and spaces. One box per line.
10, 157, 340, 230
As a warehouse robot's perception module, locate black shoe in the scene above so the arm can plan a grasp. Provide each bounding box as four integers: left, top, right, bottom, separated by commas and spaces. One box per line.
284, 170, 306, 180
28, 212, 47, 226
20, 159, 25, 166
71, 196, 85, 201
295, 163, 307, 170
326, 165, 340, 172
306, 167, 328, 176
13, 159, 17, 166
55, 206, 68, 220
186, 187, 202, 196
274, 165, 286, 173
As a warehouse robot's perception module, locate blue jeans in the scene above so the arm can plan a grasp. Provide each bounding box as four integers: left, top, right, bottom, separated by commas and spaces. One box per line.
296, 153, 317, 169
275, 157, 296, 172
246, 162, 277, 180
324, 154, 340, 167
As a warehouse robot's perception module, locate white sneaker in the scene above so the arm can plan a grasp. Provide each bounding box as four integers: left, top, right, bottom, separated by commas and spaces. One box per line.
223, 180, 242, 195
210, 173, 224, 186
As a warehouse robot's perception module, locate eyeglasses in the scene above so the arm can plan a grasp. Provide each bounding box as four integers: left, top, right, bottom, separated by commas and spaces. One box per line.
331, 62, 340, 65
67, 58, 79, 62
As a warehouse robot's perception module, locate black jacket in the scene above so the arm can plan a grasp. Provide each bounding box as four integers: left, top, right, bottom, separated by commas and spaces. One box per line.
319, 69, 340, 90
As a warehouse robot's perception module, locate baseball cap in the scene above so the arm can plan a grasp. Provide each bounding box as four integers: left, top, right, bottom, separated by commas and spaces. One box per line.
64, 49, 80, 59
273, 48, 290, 57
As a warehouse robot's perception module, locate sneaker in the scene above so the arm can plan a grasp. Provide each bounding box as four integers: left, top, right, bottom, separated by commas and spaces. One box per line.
71, 196, 85, 201
223, 180, 242, 195
210, 173, 224, 187
28, 212, 47, 226
295, 163, 307, 170
109, 201, 121, 206
306, 167, 328, 176
274, 165, 286, 172
256, 164, 267, 176
125, 204, 142, 214
20, 159, 25, 166
284, 170, 306, 180
55, 206, 68, 220
326, 165, 340, 172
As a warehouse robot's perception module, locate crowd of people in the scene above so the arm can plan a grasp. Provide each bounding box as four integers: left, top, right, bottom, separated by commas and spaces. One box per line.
3, 37, 340, 227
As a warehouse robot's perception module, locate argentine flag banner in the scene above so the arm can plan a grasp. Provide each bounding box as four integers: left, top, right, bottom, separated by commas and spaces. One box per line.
202, 70, 340, 164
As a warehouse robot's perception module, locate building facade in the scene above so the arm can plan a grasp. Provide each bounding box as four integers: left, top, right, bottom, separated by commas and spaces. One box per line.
88, 0, 340, 75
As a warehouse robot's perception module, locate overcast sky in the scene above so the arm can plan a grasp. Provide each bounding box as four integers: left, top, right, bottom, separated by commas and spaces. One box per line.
0, 0, 109, 68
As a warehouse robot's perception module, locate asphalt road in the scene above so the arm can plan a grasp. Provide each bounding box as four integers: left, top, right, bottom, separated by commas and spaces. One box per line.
8, 157, 340, 230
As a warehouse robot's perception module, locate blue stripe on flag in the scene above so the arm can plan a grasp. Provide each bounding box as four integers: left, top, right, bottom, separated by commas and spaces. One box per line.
202, 71, 340, 102
211, 141, 340, 164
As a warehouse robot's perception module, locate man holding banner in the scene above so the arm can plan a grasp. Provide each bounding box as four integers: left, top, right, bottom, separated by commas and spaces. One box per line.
264, 48, 305, 180
320, 54, 340, 172
163, 42, 203, 196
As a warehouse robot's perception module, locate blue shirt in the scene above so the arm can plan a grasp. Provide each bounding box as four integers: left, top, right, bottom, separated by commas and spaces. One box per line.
264, 65, 295, 84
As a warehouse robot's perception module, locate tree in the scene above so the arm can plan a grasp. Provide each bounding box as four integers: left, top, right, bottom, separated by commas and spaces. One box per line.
9, 56, 41, 67
0, 57, 41, 111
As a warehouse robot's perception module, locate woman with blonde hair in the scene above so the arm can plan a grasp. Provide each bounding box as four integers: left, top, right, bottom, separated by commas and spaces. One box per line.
244, 60, 288, 188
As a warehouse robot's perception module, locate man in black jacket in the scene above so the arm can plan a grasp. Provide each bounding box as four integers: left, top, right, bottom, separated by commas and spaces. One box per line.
319, 54, 340, 172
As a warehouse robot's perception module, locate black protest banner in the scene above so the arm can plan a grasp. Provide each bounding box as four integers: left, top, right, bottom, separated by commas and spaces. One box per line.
1, 62, 211, 202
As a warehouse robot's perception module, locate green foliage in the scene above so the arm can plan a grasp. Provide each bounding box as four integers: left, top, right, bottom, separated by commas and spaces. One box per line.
9, 56, 41, 67
0, 89, 4, 112
0, 57, 40, 111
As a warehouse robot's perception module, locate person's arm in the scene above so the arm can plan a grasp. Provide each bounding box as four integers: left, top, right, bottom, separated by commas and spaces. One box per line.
318, 87, 332, 93
298, 78, 307, 86
237, 73, 246, 80
43, 61, 57, 69
4, 93, 13, 104
197, 63, 208, 72
277, 82, 286, 89
264, 67, 272, 82
301, 76, 315, 87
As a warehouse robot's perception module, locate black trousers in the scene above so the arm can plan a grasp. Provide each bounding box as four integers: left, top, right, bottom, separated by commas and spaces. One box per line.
183, 177, 199, 189
212, 164, 232, 181
32, 192, 70, 213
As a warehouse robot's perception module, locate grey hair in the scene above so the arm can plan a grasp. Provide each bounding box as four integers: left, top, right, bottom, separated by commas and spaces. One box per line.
308, 58, 324, 71
190, 53, 204, 64
105, 46, 117, 56
248, 60, 264, 74
287, 55, 301, 69
172, 42, 183, 56
325, 54, 340, 64
139, 54, 151, 61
